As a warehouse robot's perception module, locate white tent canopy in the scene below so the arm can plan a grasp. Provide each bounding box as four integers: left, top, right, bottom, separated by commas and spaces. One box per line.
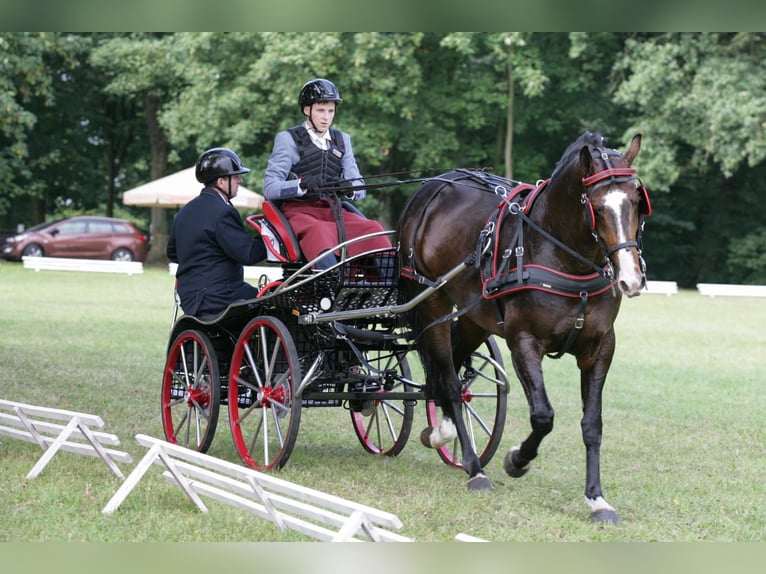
121, 167, 263, 210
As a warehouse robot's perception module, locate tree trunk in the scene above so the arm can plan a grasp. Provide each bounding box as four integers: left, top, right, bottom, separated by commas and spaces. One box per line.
505, 59, 515, 180
144, 93, 169, 264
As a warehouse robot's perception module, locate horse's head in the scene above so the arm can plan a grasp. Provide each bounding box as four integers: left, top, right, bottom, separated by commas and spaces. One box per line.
579, 134, 651, 297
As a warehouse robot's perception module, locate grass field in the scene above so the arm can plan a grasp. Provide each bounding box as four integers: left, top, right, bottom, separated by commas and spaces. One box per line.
1, 261, 765, 543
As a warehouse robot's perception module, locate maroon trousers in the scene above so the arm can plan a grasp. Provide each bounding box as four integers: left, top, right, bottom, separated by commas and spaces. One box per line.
280, 200, 391, 261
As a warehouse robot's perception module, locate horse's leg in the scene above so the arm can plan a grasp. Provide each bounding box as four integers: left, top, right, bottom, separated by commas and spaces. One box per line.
417, 311, 491, 491
502, 337, 554, 478
578, 330, 620, 523
450, 317, 490, 368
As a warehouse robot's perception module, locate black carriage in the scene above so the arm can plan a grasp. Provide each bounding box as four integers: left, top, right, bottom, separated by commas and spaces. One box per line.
161, 195, 509, 471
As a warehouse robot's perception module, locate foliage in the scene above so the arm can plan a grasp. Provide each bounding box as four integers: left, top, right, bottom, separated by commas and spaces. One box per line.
0, 33, 87, 219
614, 33, 766, 188
728, 228, 766, 283
2, 32, 766, 284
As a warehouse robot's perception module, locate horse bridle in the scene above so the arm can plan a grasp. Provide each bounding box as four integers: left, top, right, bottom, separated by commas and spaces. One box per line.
580, 147, 652, 272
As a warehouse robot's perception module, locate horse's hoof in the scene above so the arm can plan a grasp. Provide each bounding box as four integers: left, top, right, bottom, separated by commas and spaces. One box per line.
467, 474, 493, 492
502, 448, 529, 478
590, 509, 620, 524
420, 427, 434, 448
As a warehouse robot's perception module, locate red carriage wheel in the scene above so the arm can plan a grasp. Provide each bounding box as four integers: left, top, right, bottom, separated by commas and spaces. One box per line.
350, 349, 415, 456
228, 316, 302, 471
426, 336, 508, 468
161, 329, 220, 452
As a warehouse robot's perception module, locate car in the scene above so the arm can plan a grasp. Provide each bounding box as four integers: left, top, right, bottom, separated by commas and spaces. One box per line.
1, 215, 150, 262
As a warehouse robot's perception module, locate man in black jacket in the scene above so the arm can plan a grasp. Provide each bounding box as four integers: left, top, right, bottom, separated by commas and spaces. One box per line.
167, 147, 266, 318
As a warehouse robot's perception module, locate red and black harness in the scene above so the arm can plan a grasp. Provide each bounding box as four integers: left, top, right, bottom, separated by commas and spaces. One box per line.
401, 160, 651, 357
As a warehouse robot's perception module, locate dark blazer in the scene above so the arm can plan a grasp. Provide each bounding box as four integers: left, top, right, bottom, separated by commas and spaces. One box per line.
167, 187, 266, 317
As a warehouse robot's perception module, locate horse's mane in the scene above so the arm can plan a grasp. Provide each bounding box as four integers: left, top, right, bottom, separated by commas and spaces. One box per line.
550, 131, 607, 180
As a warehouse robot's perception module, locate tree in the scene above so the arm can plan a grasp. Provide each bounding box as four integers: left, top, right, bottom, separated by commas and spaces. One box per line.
90, 33, 188, 262
0, 33, 84, 224
613, 33, 766, 284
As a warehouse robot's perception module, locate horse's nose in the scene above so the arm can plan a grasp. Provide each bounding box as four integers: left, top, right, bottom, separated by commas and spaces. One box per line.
619, 280, 642, 297
618, 273, 645, 297
614, 248, 645, 297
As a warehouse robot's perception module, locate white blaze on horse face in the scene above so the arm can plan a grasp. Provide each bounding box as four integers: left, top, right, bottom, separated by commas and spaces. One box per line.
604, 187, 644, 295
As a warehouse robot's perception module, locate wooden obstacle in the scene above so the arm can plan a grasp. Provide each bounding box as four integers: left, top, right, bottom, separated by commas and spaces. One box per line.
0, 399, 132, 479
103, 434, 413, 542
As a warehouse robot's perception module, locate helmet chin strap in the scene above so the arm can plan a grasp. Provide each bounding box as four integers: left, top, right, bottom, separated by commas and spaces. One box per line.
306, 106, 327, 136
213, 176, 234, 201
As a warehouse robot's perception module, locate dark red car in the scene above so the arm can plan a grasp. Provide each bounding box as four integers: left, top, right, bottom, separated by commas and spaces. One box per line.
1, 215, 150, 262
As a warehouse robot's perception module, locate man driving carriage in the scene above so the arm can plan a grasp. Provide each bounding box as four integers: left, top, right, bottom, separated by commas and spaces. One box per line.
263, 78, 391, 272
167, 147, 267, 318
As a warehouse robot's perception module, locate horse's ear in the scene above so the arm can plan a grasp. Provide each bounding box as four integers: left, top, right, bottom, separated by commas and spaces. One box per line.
579, 145, 593, 175
624, 133, 642, 166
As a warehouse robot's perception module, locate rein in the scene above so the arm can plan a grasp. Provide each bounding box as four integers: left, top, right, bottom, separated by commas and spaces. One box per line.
314, 167, 495, 194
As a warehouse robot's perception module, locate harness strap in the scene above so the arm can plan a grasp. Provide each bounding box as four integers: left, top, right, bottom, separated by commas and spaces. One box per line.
507, 201, 607, 275
547, 291, 588, 359
410, 295, 483, 342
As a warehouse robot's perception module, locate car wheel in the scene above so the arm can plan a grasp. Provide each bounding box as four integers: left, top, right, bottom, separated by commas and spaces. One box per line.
111, 248, 135, 261
21, 244, 44, 257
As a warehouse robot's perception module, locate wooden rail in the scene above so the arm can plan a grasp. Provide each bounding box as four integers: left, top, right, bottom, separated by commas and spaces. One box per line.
0, 399, 132, 479
643, 280, 678, 295
22, 256, 143, 275
103, 434, 412, 542
697, 283, 766, 298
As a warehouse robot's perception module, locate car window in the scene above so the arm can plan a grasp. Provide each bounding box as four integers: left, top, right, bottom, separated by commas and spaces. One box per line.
28, 220, 59, 232
57, 221, 88, 235
111, 222, 131, 234
88, 221, 114, 234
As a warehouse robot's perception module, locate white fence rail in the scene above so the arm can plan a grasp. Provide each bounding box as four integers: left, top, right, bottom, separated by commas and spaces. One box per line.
168, 262, 281, 282
103, 434, 412, 542
643, 280, 678, 295
0, 399, 132, 479
697, 283, 766, 298
22, 256, 143, 275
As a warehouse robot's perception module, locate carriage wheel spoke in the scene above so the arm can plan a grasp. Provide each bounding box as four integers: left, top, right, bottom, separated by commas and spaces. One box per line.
229, 316, 301, 471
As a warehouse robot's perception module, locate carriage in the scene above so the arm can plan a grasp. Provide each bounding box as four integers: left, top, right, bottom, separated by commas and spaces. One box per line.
161, 131, 651, 522
161, 190, 509, 473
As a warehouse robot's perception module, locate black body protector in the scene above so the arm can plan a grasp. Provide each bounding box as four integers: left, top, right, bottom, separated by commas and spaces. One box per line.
288, 125, 346, 185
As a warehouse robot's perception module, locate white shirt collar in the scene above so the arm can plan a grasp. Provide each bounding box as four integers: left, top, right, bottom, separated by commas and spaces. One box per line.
208, 187, 232, 205
304, 121, 331, 150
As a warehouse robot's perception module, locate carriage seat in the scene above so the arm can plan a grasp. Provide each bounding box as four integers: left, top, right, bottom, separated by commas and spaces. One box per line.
246, 201, 303, 263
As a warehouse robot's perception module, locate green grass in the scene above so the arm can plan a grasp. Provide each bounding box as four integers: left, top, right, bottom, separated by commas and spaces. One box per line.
1, 261, 765, 542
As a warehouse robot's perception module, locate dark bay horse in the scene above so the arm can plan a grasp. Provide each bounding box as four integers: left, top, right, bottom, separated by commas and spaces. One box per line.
397, 132, 651, 523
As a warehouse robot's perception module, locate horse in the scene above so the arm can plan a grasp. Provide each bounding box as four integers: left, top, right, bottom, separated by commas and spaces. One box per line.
397, 131, 651, 523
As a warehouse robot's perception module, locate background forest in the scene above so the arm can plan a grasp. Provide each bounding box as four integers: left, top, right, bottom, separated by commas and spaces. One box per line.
2, 32, 765, 287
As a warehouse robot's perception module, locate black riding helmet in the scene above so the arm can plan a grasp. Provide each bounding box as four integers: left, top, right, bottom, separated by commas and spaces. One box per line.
195, 147, 250, 184
299, 78, 342, 110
